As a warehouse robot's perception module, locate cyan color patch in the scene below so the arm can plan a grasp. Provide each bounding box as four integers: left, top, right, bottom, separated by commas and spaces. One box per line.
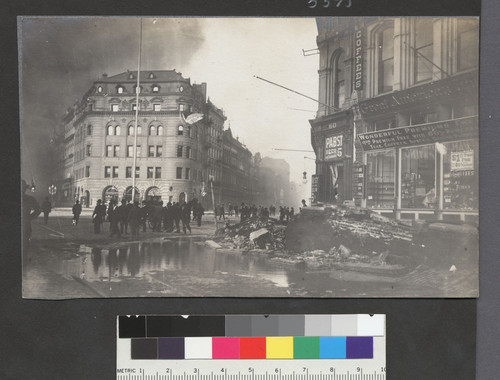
320, 336, 346, 358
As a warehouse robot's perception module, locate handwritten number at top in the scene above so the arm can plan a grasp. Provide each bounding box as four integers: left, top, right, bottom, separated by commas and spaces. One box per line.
307, 0, 352, 8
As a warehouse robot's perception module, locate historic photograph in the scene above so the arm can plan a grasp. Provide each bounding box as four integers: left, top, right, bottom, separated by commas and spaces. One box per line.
20, 16, 479, 298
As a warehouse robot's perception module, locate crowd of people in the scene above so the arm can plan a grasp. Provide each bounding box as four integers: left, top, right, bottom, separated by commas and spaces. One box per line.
88, 198, 206, 237
213, 202, 296, 224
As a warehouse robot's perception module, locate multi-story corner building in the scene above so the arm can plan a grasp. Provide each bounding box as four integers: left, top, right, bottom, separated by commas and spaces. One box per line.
221, 128, 259, 207
57, 70, 216, 207
310, 17, 479, 223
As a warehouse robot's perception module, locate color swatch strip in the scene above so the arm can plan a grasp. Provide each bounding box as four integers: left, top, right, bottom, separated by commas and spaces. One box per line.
119, 314, 385, 338
129, 336, 373, 360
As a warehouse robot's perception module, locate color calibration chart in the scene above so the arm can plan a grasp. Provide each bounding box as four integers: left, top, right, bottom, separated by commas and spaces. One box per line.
117, 315, 386, 380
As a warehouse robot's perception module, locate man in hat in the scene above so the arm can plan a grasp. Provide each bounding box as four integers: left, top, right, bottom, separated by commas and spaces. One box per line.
41, 196, 52, 225
72, 200, 82, 225
92, 199, 107, 233
22, 179, 41, 249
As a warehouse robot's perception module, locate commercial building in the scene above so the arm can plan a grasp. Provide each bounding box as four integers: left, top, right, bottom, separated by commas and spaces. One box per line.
310, 17, 479, 223
55, 70, 257, 209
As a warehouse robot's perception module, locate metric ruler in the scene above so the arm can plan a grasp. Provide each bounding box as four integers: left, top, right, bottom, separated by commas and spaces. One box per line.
117, 315, 386, 380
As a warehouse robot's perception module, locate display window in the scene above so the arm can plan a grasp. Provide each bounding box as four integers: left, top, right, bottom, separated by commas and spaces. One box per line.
366, 150, 395, 209
442, 140, 478, 210
401, 145, 435, 209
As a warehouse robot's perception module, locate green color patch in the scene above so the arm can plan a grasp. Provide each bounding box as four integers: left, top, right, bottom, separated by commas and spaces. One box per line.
293, 336, 320, 359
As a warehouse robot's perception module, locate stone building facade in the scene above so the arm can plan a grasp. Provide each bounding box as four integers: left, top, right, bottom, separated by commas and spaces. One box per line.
310, 17, 479, 223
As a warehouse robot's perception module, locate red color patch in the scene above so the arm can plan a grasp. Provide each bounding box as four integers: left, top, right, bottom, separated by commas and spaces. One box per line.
239, 337, 266, 359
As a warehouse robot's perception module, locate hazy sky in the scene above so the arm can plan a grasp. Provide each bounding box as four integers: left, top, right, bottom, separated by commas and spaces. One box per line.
20, 17, 318, 198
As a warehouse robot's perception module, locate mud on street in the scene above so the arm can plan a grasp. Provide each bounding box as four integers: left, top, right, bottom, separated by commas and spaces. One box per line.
22, 206, 478, 298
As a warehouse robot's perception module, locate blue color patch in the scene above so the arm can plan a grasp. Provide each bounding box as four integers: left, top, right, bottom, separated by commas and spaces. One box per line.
319, 336, 346, 358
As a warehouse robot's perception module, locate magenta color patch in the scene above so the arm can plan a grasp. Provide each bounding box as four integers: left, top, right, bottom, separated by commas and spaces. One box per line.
212, 337, 240, 359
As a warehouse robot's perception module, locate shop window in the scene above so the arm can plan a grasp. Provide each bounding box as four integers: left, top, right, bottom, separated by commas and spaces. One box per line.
176, 167, 182, 179
457, 19, 479, 71
401, 145, 435, 209
104, 166, 111, 178
377, 26, 394, 94
366, 150, 395, 209
155, 167, 161, 179
373, 117, 397, 131
442, 140, 478, 210
414, 18, 434, 83
409, 109, 438, 125
147, 167, 154, 179
332, 50, 345, 109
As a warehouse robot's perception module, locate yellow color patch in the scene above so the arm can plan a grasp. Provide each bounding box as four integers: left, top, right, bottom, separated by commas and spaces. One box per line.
266, 337, 294, 359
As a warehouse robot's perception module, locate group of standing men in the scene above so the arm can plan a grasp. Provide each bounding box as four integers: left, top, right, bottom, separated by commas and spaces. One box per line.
88, 198, 205, 238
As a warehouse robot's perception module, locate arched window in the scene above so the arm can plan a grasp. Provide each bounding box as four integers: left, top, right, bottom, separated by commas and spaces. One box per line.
414, 18, 433, 83
117, 86, 124, 94
149, 126, 156, 136
178, 125, 184, 136
152, 85, 160, 93
137, 126, 142, 135
133, 85, 142, 94
158, 126, 163, 135
128, 126, 134, 136
97, 86, 103, 93
115, 126, 121, 135
332, 50, 346, 109
107, 125, 114, 136
377, 26, 394, 94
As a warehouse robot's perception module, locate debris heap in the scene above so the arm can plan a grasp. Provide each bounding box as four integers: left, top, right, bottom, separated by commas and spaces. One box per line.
214, 218, 286, 250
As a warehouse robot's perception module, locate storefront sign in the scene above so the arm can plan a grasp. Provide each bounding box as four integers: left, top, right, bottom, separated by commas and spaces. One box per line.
357, 116, 478, 151
311, 175, 320, 204
358, 71, 478, 116
325, 135, 343, 159
451, 150, 474, 171
352, 164, 365, 199
354, 29, 363, 91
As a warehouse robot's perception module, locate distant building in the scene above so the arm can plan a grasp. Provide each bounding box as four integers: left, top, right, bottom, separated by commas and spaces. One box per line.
55, 70, 218, 207
221, 128, 259, 207
257, 157, 291, 207
310, 17, 478, 223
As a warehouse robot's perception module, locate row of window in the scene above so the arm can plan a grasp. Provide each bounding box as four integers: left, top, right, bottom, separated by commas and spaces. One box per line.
329, 19, 479, 108
110, 103, 190, 113
102, 166, 196, 180
97, 83, 185, 95
106, 125, 192, 137
103, 144, 196, 158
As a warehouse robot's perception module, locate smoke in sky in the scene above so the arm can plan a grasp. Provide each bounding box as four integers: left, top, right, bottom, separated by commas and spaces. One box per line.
20, 17, 205, 195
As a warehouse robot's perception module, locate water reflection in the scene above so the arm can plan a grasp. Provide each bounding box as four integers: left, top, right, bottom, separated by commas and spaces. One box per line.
79, 241, 293, 288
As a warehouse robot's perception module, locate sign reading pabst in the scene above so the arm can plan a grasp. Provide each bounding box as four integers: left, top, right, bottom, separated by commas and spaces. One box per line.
325, 135, 343, 159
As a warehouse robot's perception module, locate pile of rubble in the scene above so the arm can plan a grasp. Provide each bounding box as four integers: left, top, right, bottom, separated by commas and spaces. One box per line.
213, 218, 286, 250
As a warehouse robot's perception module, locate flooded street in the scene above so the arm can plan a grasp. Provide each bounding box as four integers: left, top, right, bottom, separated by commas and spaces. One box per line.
22, 235, 475, 298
